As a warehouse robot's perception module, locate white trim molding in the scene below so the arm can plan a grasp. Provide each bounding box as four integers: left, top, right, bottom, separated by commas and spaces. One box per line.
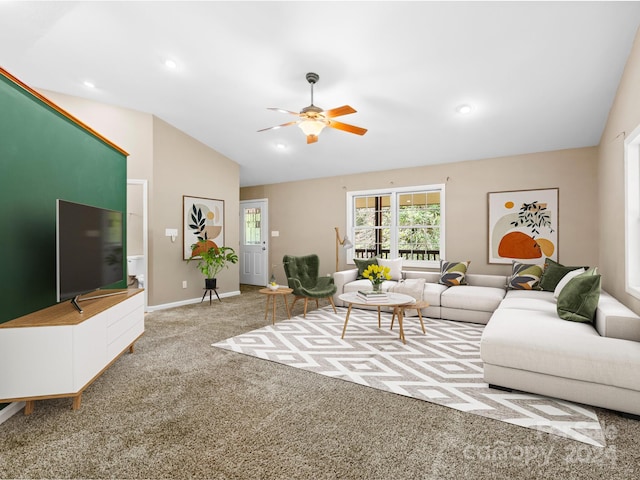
624, 123, 640, 300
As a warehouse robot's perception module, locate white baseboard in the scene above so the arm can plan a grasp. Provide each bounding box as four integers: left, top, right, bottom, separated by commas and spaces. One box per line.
146, 290, 241, 312
0, 402, 25, 426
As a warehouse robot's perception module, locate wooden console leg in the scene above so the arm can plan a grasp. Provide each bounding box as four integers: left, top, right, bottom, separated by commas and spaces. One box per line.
72, 394, 82, 410
129, 343, 135, 354
24, 400, 35, 415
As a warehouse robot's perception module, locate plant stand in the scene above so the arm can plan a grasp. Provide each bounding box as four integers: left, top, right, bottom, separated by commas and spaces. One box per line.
201, 287, 221, 304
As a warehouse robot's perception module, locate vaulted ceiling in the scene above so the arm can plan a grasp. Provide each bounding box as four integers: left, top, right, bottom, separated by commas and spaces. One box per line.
1, 1, 639, 186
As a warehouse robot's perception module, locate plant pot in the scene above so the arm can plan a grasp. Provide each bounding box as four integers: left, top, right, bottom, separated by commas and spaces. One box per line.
205, 278, 217, 289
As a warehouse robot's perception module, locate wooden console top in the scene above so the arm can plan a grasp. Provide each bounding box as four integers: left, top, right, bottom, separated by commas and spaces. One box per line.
0, 289, 144, 328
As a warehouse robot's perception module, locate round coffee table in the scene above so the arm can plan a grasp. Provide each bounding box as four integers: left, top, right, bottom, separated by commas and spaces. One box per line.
259, 287, 293, 325
338, 292, 418, 344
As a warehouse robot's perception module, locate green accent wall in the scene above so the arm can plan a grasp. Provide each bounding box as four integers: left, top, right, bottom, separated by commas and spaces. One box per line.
0, 74, 127, 324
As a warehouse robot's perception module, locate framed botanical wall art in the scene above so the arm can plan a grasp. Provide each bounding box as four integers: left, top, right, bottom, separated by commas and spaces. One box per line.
488, 188, 558, 264
183, 196, 225, 260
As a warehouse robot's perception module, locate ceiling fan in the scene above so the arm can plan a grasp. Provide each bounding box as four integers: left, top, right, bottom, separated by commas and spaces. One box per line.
258, 72, 367, 144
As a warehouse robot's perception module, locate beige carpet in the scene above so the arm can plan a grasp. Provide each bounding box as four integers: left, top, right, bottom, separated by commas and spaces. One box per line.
214, 306, 605, 446
0, 285, 638, 479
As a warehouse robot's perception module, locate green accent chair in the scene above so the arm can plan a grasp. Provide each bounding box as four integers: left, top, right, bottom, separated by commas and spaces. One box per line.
283, 254, 337, 318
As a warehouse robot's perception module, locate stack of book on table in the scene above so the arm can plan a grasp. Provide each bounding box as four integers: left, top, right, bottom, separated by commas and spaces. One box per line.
356, 290, 388, 302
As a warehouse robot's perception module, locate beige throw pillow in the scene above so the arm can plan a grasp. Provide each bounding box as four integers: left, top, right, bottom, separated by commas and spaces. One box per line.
391, 278, 425, 301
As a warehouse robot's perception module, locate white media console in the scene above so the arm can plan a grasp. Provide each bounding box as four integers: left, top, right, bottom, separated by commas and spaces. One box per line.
0, 289, 144, 414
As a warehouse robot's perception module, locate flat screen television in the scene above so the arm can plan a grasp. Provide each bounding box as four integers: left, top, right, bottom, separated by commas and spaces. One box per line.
56, 199, 124, 312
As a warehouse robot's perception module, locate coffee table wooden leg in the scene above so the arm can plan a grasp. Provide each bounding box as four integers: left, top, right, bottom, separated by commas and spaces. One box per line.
377, 306, 381, 328
398, 309, 406, 344
341, 304, 354, 339
417, 310, 426, 334
283, 295, 291, 318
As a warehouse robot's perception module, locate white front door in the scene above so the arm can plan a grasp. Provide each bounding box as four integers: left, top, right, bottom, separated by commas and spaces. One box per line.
239, 199, 269, 286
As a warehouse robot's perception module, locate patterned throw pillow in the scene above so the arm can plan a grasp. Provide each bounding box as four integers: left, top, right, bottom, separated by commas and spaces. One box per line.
354, 257, 378, 279
439, 260, 470, 286
508, 261, 544, 290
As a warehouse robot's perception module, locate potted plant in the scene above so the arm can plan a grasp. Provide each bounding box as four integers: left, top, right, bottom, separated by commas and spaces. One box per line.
189, 242, 238, 289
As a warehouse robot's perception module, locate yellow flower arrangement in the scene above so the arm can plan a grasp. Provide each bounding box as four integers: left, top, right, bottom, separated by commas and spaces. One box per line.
362, 264, 392, 287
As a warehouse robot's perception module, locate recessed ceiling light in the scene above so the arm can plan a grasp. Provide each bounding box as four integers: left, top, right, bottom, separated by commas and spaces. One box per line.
164, 59, 177, 70
83, 80, 95, 89
275, 142, 287, 150
456, 104, 473, 115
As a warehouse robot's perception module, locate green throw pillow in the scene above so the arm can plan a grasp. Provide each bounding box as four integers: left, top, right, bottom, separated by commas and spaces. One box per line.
508, 261, 544, 290
354, 257, 378, 279
439, 260, 470, 286
556, 269, 601, 323
539, 258, 588, 292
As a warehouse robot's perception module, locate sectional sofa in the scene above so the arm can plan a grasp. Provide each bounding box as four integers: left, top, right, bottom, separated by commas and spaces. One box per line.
332, 267, 640, 417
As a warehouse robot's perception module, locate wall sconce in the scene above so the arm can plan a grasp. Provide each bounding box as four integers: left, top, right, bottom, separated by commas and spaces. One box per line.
335, 227, 353, 272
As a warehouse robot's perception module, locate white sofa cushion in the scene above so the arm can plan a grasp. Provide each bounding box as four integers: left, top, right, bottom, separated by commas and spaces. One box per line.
499, 290, 557, 314
441, 285, 506, 312
466, 273, 509, 289
482, 308, 640, 391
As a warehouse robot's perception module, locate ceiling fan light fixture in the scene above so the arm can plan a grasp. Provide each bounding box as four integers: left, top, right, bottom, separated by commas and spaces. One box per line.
298, 119, 327, 137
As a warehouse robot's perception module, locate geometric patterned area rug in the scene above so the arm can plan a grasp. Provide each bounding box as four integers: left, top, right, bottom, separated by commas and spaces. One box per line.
213, 306, 605, 447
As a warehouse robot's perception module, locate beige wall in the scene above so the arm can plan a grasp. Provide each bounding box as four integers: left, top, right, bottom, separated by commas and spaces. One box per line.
242, 147, 598, 285
42, 90, 154, 180
598, 26, 640, 310
151, 117, 240, 305
41, 90, 240, 307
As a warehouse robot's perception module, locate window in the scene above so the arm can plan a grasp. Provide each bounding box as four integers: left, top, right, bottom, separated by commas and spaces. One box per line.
347, 184, 445, 268
243, 207, 262, 245
625, 123, 640, 299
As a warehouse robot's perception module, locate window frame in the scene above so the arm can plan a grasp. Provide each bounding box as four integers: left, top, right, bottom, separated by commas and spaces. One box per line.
625, 123, 640, 300
346, 184, 445, 269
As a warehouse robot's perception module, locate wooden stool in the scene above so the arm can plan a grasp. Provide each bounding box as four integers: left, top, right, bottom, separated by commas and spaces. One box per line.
391, 300, 429, 334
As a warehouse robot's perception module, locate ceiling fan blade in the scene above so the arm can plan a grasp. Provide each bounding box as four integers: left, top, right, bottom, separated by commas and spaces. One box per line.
267, 107, 301, 116
328, 120, 368, 136
257, 120, 299, 132
307, 134, 319, 144
325, 105, 356, 118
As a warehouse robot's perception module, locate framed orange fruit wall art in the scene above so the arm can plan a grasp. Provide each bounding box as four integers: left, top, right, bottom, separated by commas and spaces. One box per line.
488, 188, 558, 264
